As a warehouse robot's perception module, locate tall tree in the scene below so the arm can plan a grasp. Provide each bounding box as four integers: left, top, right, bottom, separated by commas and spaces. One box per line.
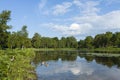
0, 10, 11, 49
51, 37, 59, 48
114, 32, 120, 47
84, 36, 93, 49
78, 40, 85, 48
31, 33, 41, 48
7, 32, 17, 49
94, 34, 106, 48
59, 37, 66, 48
17, 25, 30, 48
66, 36, 78, 48
104, 32, 113, 47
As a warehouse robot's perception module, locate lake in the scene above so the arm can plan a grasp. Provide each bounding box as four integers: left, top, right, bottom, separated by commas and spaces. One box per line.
33, 51, 120, 80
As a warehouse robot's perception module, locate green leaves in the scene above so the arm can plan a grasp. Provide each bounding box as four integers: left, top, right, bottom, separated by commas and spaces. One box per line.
0, 10, 11, 49
0, 49, 36, 80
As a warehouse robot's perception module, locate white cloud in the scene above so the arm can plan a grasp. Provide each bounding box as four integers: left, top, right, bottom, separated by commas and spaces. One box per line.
44, 10, 120, 37
98, 10, 120, 29
43, 23, 92, 36
73, 0, 100, 16
38, 0, 120, 39
38, 0, 100, 16
53, 2, 72, 15
73, 10, 120, 33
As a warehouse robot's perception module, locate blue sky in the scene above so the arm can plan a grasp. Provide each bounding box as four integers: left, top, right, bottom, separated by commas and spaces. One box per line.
0, 0, 120, 40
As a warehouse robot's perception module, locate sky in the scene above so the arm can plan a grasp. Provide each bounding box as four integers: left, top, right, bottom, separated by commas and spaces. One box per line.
0, 0, 120, 40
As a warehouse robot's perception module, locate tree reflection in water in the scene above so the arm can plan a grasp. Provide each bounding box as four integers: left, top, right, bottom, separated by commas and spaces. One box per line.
33, 51, 120, 80
33, 51, 120, 68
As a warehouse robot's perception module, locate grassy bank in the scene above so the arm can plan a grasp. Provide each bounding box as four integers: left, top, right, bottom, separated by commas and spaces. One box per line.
0, 49, 37, 80
79, 47, 120, 53
34, 48, 77, 51
86, 53, 120, 57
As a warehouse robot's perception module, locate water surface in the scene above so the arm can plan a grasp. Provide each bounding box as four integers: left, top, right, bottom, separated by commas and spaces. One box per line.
33, 51, 120, 80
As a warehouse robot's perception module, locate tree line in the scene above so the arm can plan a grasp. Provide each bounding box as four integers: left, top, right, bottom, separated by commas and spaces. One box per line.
0, 10, 120, 49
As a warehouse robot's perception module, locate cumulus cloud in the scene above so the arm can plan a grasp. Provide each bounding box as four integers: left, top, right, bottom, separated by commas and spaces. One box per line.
45, 23, 92, 36
53, 2, 72, 15
44, 10, 120, 37
38, 0, 120, 38
98, 10, 120, 29
73, 10, 120, 30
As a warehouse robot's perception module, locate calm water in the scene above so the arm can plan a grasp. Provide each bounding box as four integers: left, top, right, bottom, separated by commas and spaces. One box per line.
33, 51, 120, 80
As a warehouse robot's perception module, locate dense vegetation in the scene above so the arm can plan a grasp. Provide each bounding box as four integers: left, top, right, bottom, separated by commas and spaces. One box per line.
0, 10, 37, 80
0, 49, 36, 80
0, 10, 120, 50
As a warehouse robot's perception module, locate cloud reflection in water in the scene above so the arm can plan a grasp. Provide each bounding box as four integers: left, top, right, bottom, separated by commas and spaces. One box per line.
36, 56, 120, 80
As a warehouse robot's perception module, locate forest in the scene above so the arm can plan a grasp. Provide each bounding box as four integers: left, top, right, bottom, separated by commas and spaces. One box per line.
0, 10, 120, 50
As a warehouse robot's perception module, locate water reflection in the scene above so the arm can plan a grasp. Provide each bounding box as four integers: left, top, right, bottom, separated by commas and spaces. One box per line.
33, 51, 120, 80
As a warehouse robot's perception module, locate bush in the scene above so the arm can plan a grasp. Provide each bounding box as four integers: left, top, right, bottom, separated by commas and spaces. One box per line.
0, 49, 36, 80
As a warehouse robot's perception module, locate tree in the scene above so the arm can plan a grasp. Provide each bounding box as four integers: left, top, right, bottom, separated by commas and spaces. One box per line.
113, 32, 120, 47
59, 37, 66, 48
0, 10, 11, 49
78, 40, 85, 48
17, 25, 28, 37
15, 25, 31, 49
31, 33, 41, 48
84, 36, 93, 49
7, 32, 17, 49
104, 32, 113, 47
51, 37, 59, 48
94, 34, 106, 48
66, 36, 78, 48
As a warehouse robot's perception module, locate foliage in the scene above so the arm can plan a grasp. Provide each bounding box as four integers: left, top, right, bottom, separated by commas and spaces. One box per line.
32, 33, 41, 48
1, 10, 120, 50
0, 49, 36, 80
79, 32, 120, 49
0, 10, 11, 49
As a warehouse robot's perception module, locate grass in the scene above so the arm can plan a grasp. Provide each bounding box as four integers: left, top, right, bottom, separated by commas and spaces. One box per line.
86, 53, 120, 57
34, 48, 77, 51
0, 48, 37, 80
79, 47, 120, 53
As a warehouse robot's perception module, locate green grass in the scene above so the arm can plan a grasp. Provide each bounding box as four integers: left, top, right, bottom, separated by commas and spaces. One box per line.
0, 49, 37, 80
86, 53, 120, 57
34, 48, 77, 51
79, 47, 120, 53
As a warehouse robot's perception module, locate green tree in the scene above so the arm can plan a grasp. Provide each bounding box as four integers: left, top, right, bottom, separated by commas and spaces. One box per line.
66, 36, 78, 48
51, 37, 59, 48
7, 32, 17, 49
113, 32, 120, 47
40, 37, 51, 48
31, 33, 41, 48
84, 36, 93, 49
104, 32, 113, 47
59, 37, 66, 48
0, 10, 11, 49
16, 25, 30, 48
78, 40, 85, 48
94, 34, 106, 48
